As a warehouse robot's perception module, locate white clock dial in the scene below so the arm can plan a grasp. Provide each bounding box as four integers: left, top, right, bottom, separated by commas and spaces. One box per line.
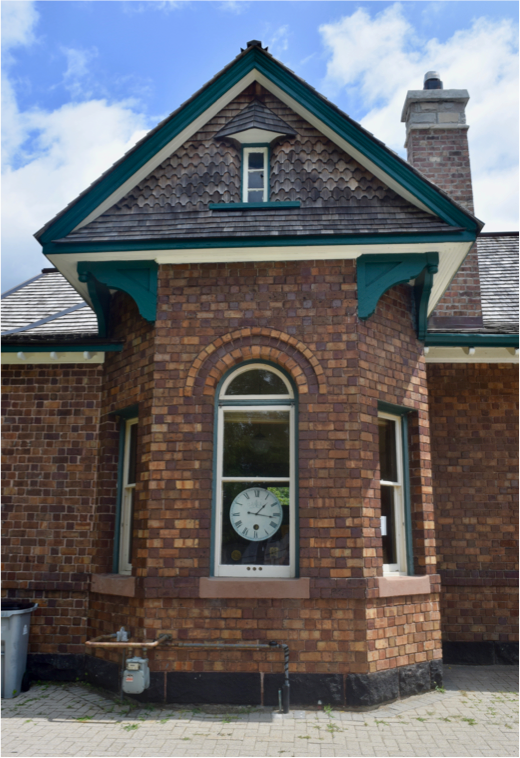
230, 488, 283, 542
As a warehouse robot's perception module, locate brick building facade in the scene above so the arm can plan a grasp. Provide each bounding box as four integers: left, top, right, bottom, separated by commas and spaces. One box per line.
2, 45, 517, 705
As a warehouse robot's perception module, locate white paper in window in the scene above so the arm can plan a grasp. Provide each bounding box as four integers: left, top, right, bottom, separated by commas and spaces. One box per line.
380, 516, 387, 536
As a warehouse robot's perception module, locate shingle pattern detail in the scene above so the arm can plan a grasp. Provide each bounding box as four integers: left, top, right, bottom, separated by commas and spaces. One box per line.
1, 271, 97, 336
65, 85, 453, 243
214, 98, 297, 139
478, 234, 519, 333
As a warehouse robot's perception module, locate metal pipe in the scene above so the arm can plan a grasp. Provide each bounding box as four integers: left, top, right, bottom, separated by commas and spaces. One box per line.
85, 633, 171, 649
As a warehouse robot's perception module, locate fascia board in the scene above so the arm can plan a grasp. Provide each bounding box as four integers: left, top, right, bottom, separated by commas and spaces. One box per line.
425, 346, 518, 363
46, 239, 470, 315
2, 352, 106, 365
39, 49, 478, 244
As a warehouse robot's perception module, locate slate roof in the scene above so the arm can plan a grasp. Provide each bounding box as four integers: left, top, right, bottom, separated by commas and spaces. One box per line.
1, 270, 98, 338
477, 233, 519, 333
427, 232, 518, 335
214, 99, 297, 140
61, 86, 455, 245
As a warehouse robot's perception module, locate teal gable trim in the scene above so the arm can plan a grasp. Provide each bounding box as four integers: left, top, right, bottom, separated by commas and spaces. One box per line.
357, 253, 439, 339
209, 201, 300, 211
38, 47, 479, 245
43, 229, 474, 257
78, 261, 158, 336
424, 333, 519, 348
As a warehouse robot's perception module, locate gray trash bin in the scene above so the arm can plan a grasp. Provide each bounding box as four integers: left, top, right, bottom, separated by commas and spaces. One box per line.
1, 600, 38, 699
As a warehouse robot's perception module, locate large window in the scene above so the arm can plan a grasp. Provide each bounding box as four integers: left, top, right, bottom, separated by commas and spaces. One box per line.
378, 411, 408, 575
242, 147, 268, 203
214, 363, 296, 578
118, 417, 137, 575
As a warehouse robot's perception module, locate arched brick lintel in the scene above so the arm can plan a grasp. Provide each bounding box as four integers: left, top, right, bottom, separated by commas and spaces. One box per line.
184, 328, 326, 397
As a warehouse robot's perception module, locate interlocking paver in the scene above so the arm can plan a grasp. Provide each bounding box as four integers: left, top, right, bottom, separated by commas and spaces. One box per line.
1, 666, 518, 757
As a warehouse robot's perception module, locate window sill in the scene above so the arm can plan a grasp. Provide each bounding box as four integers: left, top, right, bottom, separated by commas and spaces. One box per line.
199, 577, 310, 599
377, 575, 431, 598
209, 202, 301, 211
91, 573, 136, 597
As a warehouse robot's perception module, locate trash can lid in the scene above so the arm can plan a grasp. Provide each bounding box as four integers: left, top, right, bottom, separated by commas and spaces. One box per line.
1, 600, 35, 611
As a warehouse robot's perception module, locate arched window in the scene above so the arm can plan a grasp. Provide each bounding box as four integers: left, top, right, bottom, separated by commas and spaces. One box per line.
213, 363, 296, 578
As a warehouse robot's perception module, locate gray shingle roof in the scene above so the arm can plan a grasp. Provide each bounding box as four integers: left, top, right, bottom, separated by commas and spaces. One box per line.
62, 86, 455, 245
1, 270, 98, 337
478, 233, 519, 333
214, 99, 297, 140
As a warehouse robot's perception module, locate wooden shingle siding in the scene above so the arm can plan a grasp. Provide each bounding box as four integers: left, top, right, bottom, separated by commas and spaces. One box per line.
65, 85, 454, 244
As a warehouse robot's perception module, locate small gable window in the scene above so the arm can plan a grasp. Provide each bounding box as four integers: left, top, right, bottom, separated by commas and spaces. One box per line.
243, 147, 268, 203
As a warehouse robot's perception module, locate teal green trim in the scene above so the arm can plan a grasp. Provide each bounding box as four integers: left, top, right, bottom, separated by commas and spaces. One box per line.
1, 343, 123, 353
43, 229, 474, 256
210, 201, 300, 211
211, 360, 299, 578
424, 333, 519, 348
38, 46, 479, 245
357, 253, 439, 332
413, 255, 439, 341
82, 272, 110, 337
377, 402, 414, 576
78, 260, 158, 326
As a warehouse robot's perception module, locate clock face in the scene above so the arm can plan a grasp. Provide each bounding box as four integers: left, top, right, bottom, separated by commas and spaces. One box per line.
229, 488, 283, 542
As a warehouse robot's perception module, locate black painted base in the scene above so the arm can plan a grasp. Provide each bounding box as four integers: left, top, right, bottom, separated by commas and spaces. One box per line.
443, 641, 519, 666
25, 655, 448, 708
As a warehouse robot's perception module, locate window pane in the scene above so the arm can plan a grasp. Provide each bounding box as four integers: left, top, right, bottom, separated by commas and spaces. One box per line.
127, 424, 138, 485
226, 369, 288, 396
221, 481, 290, 566
223, 410, 290, 478
248, 152, 264, 169
125, 488, 135, 564
381, 485, 397, 565
378, 417, 397, 482
248, 171, 264, 189
248, 190, 264, 202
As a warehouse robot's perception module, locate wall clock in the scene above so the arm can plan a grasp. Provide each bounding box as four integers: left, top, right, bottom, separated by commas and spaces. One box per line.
230, 488, 282, 542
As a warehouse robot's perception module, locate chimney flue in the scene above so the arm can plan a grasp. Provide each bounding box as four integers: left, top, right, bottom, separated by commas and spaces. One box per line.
423, 71, 443, 90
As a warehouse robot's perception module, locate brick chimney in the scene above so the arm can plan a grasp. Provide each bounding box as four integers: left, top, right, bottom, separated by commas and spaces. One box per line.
402, 72, 482, 326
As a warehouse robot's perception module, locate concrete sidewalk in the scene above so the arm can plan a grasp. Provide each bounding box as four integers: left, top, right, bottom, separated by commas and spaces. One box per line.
1, 665, 518, 757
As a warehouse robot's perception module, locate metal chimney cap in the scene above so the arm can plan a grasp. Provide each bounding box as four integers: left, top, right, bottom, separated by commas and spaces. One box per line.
424, 71, 441, 83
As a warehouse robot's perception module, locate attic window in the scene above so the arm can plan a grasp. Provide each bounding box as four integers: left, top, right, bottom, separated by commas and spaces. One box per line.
243, 147, 268, 203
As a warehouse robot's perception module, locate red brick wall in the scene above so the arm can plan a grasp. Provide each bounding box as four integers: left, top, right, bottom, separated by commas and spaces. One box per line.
83, 259, 441, 675
1, 363, 103, 655
428, 363, 519, 642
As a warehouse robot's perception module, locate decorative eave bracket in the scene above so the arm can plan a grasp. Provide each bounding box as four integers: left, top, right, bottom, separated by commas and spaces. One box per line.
77, 260, 158, 338
357, 252, 439, 342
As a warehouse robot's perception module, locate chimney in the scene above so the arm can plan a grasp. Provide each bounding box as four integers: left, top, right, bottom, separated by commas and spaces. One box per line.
402, 74, 482, 327
401, 74, 474, 214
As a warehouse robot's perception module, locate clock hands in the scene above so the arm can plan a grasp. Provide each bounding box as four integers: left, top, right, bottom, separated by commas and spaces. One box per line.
246, 511, 274, 518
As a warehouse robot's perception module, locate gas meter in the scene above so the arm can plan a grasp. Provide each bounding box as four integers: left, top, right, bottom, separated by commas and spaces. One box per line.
122, 657, 150, 694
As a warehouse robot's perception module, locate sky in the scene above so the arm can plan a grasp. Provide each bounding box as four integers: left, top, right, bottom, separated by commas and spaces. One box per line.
2, 0, 519, 292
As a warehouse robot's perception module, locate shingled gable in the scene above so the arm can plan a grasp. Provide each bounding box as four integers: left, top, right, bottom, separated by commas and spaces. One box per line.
35, 41, 485, 329
214, 98, 297, 142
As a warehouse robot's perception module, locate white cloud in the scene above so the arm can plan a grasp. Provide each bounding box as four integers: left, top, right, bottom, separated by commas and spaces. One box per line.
320, 5, 519, 231
1, 4, 152, 292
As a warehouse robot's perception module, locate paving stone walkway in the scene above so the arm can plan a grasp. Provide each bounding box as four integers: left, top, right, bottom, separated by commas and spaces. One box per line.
1, 665, 518, 757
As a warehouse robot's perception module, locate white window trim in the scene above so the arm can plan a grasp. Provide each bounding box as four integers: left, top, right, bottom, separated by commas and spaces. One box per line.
379, 411, 407, 576
243, 147, 268, 203
119, 418, 137, 576
215, 396, 296, 579
220, 362, 293, 399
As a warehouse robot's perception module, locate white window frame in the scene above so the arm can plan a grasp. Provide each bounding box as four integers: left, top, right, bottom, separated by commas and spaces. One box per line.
214, 365, 295, 578
119, 418, 137, 575
243, 147, 268, 203
379, 411, 407, 576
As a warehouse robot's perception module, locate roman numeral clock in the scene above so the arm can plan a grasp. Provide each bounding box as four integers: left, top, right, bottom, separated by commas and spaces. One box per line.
230, 488, 283, 541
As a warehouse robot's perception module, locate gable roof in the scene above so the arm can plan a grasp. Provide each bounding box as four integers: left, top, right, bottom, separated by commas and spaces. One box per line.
35, 41, 482, 247
1, 269, 97, 338
62, 84, 456, 245
214, 98, 297, 141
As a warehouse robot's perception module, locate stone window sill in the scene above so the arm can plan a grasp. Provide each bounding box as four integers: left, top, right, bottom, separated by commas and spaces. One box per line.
377, 575, 431, 598
91, 573, 136, 597
199, 577, 310, 599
